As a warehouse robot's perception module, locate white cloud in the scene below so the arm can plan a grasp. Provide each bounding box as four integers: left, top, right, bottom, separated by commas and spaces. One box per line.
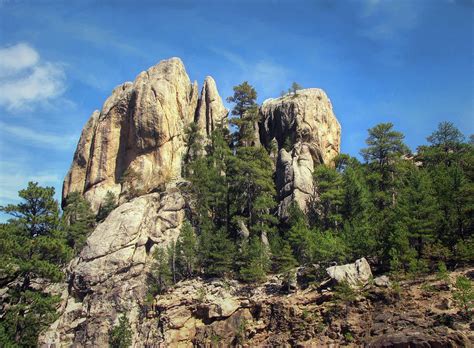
0, 121, 77, 149
0, 42, 39, 77
0, 43, 66, 111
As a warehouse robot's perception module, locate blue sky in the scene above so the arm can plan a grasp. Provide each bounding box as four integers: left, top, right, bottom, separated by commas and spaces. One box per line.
0, 0, 473, 211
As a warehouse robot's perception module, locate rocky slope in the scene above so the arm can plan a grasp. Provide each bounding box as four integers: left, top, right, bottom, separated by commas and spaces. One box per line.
41, 57, 346, 346
147, 266, 473, 347
146, 266, 474, 347
259, 90, 341, 216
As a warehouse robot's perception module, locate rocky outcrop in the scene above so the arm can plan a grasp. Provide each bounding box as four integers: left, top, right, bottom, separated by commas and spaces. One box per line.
40, 187, 187, 346
62, 58, 227, 212
49, 57, 232, 346
259, 89, 341, 217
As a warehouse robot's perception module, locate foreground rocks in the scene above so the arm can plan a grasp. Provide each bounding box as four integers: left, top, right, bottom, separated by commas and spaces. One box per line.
137, 268, 473, 347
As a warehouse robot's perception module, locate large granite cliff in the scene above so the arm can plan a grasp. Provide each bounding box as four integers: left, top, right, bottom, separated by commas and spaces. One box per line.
62, 58, 227, 213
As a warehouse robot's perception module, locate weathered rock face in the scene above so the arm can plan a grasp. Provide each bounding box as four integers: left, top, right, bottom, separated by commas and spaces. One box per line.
62, 58, 227, 212
259, 89, 341, 217
40, 187, 187, 346
45, 58, 232, 346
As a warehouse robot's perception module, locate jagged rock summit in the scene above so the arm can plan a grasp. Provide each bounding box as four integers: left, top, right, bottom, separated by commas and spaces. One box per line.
62, 57, 228, 212
42, 58, 343, 346
260, 89, 341, 216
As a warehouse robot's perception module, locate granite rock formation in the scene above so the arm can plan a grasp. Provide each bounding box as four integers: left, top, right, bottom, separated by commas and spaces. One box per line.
259, 89, 341, 217
40, 59, 347, 346
62, 58, 227, 213
75, 267, 471, 347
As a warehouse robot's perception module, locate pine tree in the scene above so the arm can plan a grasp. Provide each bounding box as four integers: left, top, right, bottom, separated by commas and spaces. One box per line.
432, 163, 472, 251
384, 204, 417, 273
149, 247, 172, 295
400, 166, 439, 257
62, 191, 95, 253
97, 191, 118, 222
109, 314, 133, 348
0, 183, 72, 346
271, 236, 298, 292
427, 121, 464, 152
417, 122, 466, 168
291, 82, 302, 95
188, 127, 231, 230
239, 237, 269, 283
1, 182, 60, 238
200, 228, 235, 277
228, 146, 277, 238
417, 122, 473, 259
168, 241, 177, 284
340, 161, 376, 259
183, 122, 204, 177
227, 81, 259, 147
286, 203, 314, 264
313, 165, 344, 231
360, 123, 411, 266
312, 229, 348, 264
361, 123, 409, 209
272, 237, 298, 273
176, 221, 198, 279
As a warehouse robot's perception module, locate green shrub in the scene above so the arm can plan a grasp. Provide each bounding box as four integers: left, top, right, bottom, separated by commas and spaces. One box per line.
436, 261, 449, 282
452, 276, 473, 319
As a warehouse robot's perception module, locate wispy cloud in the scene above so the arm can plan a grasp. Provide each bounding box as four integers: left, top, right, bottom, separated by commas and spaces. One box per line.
209, 47, 289, 98
358, 0, 420, 41
0, 121, 77, 149
0, 160, 62, 207
65, 24, 147, 58
0, 43, 66, 111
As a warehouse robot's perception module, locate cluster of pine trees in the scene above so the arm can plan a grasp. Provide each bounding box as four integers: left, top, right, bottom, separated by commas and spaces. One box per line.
0, 185, 118, 345
149, 82, 473, 294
